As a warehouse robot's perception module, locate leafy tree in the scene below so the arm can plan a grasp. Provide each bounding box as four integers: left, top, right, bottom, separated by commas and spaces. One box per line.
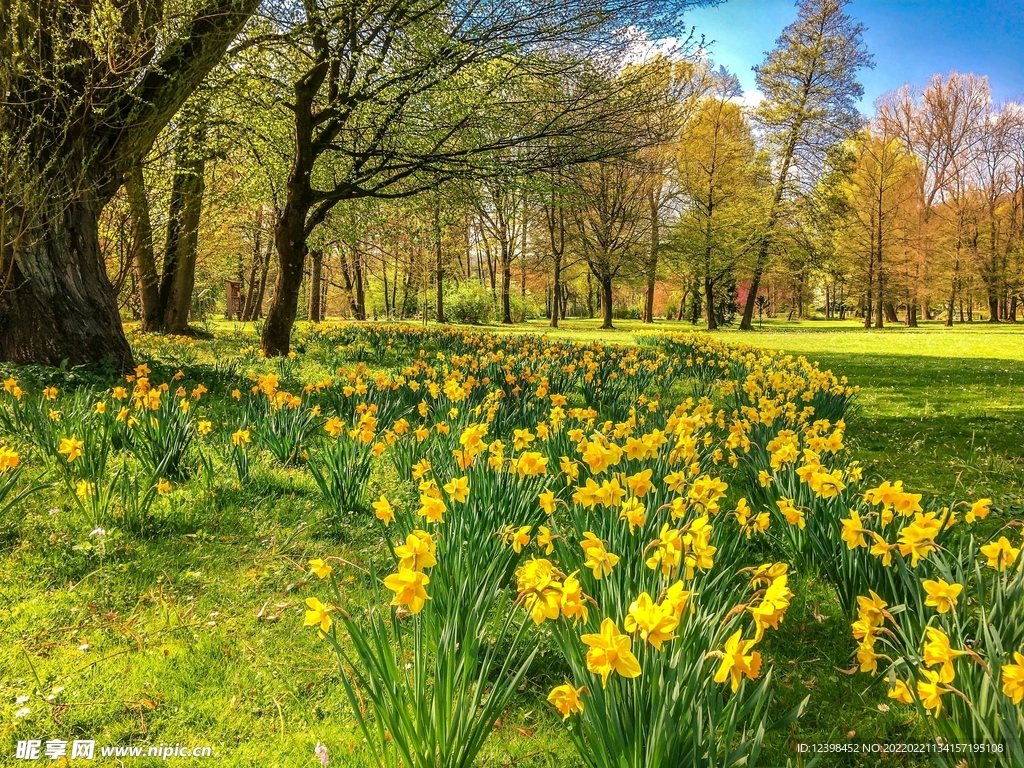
836, 127, 919, 328
738, 0, 872, 330
248, 0, 711, 354
570, 155, 652, 329
0, 0, 259, 368
673, 71, 766, 329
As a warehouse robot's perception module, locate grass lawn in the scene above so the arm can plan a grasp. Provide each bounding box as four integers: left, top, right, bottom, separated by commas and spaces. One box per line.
1, 318, 1021, 767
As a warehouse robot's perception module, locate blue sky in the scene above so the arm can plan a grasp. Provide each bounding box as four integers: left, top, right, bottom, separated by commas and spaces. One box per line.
683, 0, 1024, 110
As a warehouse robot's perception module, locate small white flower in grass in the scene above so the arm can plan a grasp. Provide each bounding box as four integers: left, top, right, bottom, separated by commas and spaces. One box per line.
314, 743, 329, 766
90, 527, 105, 537
15, 695, 29, 704
14, 707, 30, 718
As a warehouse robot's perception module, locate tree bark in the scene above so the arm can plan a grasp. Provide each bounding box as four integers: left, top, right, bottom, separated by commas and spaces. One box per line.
434, 206, 446, 324
704, 277, 718, 330
988, 295, 1000, 323
124, 164, 161, 331
586, 271, 594, 319
0, 190, 133, 369
159, 98, 209, 334
500, 238, 513, 324
308, 249, 323, 322
643, 189, 659, 324
261, 53, 326, 355
352, 248, 366, 320
241, 210, 264, 322
263, 205, 308, 355
599, 273, 614, 330
550, 255, 561, 328
254, 238, 271, 320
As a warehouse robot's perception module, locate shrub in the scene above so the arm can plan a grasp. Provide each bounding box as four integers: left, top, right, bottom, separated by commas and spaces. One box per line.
445, 282, 495, 324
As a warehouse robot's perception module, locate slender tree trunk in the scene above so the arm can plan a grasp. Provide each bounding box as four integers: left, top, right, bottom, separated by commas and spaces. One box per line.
308, 249, 323, 322
500, 238, 512, 324
550, 255, 561, 328
704, 277, 717, 330
159, 101, 209, 334
643, 190, 659, 324
399, 267, 410, 320
435, 206, 445, 324
947, 274, 958, 327
741, 239, 769, 331
600, 273, 614, 330
353, 248, 365, 320
241, 212, 263, 322
254, 238, 271, 320
485, 238, 496, 298
864, 244, 874, 329
339, 249, 355, 317
124, 164, 161, 331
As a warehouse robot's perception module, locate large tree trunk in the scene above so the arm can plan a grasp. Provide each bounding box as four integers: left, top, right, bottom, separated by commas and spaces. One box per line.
261, 57, 324, 356
124, 164, 161, 331
0, 191, 133, 369
988, 294, 1000, 323
262, 205, 307, 356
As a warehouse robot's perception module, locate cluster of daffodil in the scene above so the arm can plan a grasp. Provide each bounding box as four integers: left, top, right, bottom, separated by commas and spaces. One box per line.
846, 530, 1024, 764
4, 367, 203, 526
299, 417, 552, 768
491, 396, 805, 767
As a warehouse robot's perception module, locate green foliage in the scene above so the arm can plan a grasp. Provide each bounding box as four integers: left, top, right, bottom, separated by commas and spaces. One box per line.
445, 282, 495, 325
308, 430, 374, 527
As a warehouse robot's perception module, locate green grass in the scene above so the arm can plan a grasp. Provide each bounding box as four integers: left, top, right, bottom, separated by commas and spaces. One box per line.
2, 318, 1022, 767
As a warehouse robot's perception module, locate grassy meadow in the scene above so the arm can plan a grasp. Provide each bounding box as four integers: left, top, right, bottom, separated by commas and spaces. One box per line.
0, 318, 1021, 767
